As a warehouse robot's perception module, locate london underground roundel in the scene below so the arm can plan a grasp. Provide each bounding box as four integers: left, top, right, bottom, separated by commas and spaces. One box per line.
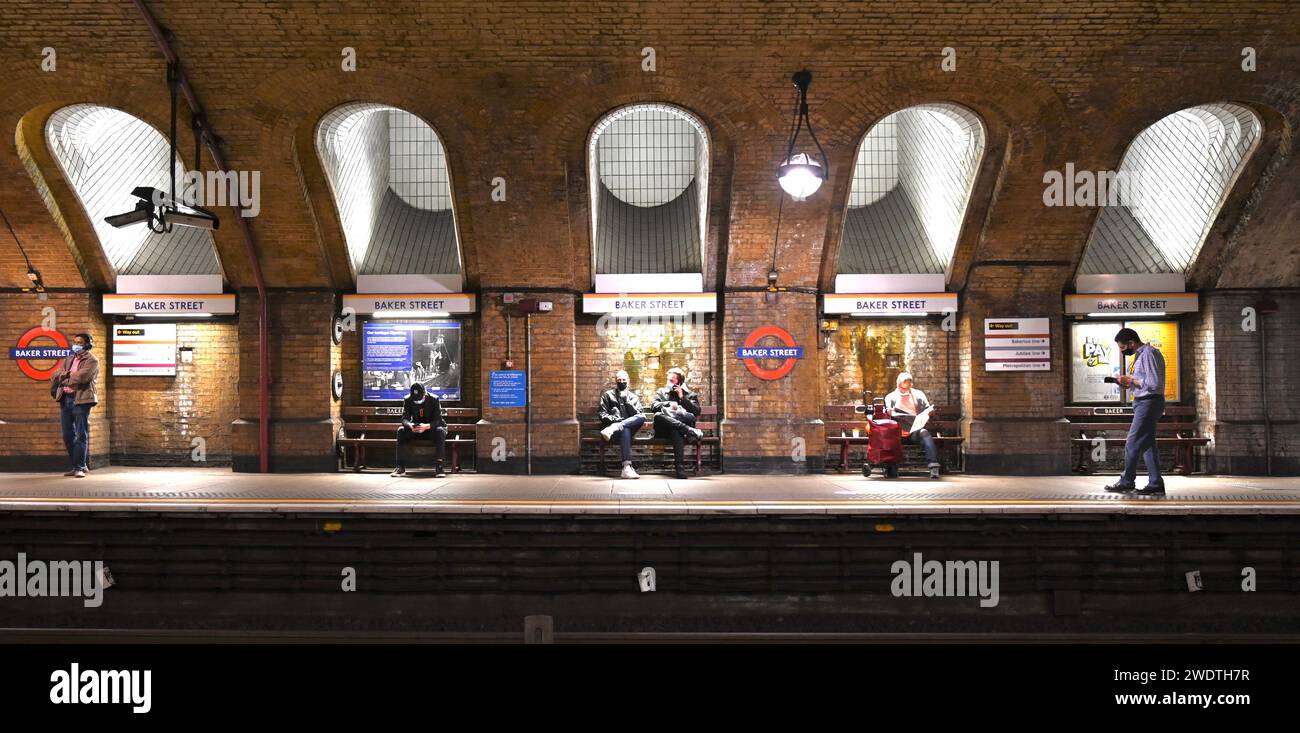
11, 327, 70, 381
737, 325, 803, 380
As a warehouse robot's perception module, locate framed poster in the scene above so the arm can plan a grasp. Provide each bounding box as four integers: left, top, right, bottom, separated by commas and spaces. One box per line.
362, 321, 462, 401
1124, 320, 1180, 403
112, 323, 177, 376
1069, 322, 1121, 403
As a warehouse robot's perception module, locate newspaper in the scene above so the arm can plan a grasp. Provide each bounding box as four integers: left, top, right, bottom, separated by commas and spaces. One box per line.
894, 405, 934, 433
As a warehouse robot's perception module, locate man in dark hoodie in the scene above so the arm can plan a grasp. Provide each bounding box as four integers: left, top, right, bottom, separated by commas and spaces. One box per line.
652, 367, 704, 479
391, 382, 448, 477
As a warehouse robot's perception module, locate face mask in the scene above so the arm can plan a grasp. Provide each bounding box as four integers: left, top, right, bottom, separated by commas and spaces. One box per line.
615, 382, 627, 392
71, 345, 84, 354
1121, 346, 1136, 357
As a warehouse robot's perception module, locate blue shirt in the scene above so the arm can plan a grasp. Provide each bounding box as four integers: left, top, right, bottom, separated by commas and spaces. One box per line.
1129, 343, 1166, 400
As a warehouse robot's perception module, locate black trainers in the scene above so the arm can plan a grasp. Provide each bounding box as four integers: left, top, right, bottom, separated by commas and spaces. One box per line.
1136, 483, 1166, 496
435, 464, 448, 478
389, 467, 406, 477
1103, 482, 1136, 493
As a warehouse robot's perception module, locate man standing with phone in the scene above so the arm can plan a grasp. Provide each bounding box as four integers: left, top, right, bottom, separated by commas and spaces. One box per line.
52, 332, 99, 478
1105, 328, 1167, 495
392, 382, 447, 478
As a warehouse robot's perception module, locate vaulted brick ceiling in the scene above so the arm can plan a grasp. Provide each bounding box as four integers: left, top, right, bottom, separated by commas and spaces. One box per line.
1, 1, 1298, 292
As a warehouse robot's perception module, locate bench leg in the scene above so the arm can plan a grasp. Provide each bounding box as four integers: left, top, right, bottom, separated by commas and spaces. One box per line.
452, 444, 461, 473
358, 445, 366, 471
597, 443, 606, 476
1175, 444, 1190, 476
839, 443, 849, 473
695, 442, 702, 475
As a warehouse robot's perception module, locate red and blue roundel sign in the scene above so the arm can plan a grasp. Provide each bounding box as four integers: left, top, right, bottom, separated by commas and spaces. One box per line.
737, 325, 803, 380
9, 327, 70, 381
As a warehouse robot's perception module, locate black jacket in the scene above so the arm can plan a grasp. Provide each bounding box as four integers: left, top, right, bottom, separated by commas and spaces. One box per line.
401, 395, 445, 430
652, 384, 701, 418
598, 387, 644, 425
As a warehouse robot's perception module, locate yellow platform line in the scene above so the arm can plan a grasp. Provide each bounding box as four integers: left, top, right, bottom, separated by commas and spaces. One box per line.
2, 496, 1299, 509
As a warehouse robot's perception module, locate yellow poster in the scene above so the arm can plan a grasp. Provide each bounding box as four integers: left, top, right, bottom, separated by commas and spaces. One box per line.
1124, 320, 1179, 402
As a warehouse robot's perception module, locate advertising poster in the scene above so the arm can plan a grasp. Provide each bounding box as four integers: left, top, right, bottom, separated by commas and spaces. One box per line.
111, 323, 177, 376
1070, 322, 1121, 403
362, 321, 462, 401
1124, 320, 1180, 402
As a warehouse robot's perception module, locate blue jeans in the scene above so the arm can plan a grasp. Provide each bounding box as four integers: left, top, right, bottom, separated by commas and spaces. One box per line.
60, 396, 93, 471
908, 428, 940, 467
605, 414, 646, 463
1120, 396, 1165, 486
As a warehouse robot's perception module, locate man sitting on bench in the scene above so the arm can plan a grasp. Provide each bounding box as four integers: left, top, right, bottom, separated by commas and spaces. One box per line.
885, 371, 941, 479
652, 367, 705, 479
599, 369, 647, 480
391, 382, 447, 478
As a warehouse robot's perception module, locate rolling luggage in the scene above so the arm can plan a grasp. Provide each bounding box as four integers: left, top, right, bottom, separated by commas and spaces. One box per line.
862, 393, 904, 478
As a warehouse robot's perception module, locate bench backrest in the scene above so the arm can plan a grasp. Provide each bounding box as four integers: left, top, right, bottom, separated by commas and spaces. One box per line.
580, 405, 719, 434
1065, 405, 1199, 435
824, 404, 961, 437
342, 406, 479, 436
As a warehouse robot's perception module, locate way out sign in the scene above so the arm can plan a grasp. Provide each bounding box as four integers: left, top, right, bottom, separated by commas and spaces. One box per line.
984, 318, 1050, 371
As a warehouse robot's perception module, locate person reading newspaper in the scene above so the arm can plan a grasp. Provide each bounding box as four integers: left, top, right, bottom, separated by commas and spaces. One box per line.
884, 371, 941, 479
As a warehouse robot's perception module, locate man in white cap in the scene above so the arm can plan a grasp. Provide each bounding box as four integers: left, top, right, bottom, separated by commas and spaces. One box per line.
884, 371, 941, 479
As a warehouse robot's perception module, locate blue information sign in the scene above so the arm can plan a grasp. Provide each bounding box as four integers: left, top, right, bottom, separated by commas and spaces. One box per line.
489, 370, 527, 408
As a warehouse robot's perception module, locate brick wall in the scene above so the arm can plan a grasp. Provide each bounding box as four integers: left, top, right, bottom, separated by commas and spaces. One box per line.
575, 315, 718, 418
475, 293, 578, 474
108, 320, 239, 466
822, 319, 957, 406
0, 291, 109, 470
722, 291, 826, 472
1194, 291, 1300, 475
232, 290, 339, 472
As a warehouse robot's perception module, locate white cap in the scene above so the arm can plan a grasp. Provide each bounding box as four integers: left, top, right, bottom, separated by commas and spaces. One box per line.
896, 371, 914, 387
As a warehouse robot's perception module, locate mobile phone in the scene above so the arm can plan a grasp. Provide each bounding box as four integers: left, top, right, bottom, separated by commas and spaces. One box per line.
1103, 376, 1118, 384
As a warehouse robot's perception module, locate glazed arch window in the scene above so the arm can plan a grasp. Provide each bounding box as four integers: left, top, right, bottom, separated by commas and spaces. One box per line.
316, 104, 463, 285
588, 103, 709, 290
45, 104, 221, 276
837, 104, 985, 281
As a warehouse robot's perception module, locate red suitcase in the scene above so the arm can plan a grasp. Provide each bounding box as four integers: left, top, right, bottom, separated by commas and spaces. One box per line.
865, 400, 904, 478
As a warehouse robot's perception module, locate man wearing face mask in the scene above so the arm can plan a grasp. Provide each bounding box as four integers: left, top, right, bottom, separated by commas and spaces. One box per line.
599, 369, 646, 479
1105, 328, 1167, 495
51, 332, 99, 478
391, 382, 448, 478
652, 367, 704, 480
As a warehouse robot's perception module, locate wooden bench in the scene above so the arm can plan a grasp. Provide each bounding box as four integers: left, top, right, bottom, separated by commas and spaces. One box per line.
824, 404, 964, 473
579, 405, 721, 475
1067, 405, 1209, 475
338, 405, 479, 472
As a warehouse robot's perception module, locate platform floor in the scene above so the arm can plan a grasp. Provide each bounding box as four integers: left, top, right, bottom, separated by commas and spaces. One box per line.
0, 467, 1297, 514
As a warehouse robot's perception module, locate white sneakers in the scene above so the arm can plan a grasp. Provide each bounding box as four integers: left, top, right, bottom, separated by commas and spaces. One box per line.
620, 463, 640, 479
390, 467, 406, 477
688, 427, 704, 441
601, 423, 621, 441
